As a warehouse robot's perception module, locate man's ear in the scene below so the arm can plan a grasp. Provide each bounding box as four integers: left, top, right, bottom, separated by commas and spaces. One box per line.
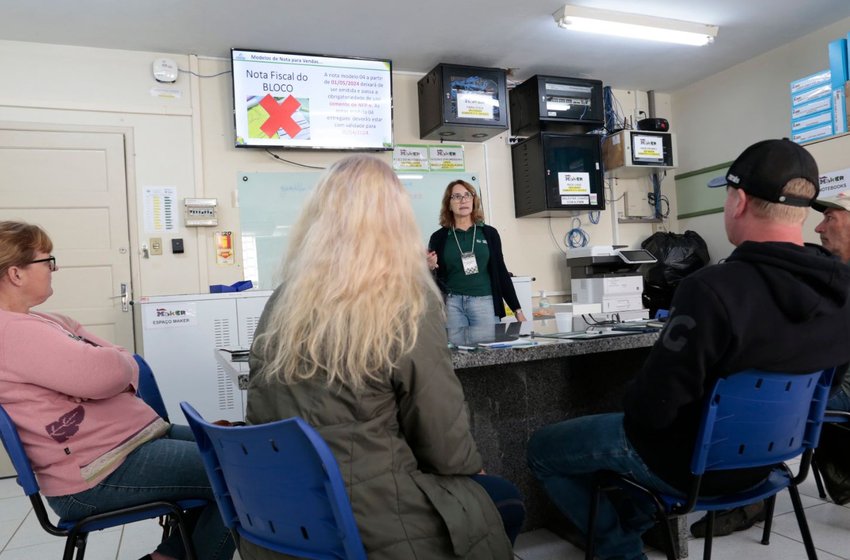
730, 188, 748, 218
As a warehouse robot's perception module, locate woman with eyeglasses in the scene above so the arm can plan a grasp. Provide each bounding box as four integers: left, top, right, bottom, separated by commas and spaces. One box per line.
427, 180, 526, 327
0, 221, 234, 560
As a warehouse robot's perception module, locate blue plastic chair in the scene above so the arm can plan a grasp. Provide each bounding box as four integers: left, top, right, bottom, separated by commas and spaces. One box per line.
586, 368, 834, 560
0, 403, 205, 560
134, 353, 170, 421
180, 401, 367, 560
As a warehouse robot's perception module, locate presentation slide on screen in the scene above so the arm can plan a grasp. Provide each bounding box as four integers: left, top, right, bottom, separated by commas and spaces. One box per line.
232, 50, 393, 149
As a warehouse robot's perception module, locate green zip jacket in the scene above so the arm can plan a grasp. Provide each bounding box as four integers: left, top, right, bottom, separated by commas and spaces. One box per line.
243, 287, 512, 560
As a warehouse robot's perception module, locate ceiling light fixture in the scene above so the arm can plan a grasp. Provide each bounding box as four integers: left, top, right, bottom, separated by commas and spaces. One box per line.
553, 5, 718, 46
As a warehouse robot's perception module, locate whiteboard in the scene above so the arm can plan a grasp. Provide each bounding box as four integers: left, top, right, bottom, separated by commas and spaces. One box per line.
238, 171, 480, 289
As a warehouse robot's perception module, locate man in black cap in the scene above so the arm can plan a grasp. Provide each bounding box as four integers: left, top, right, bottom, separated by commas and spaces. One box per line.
813, 192, 850, 413
528, 139, 850, 560
691, 187, 850, 537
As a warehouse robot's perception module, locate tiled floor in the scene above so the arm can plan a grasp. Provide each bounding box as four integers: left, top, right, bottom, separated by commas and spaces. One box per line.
513, 461, 850, 560
0, 464, 845, 560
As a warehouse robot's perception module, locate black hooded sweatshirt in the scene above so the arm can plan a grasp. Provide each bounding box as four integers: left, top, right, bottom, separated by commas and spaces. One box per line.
623, 241, 850, 494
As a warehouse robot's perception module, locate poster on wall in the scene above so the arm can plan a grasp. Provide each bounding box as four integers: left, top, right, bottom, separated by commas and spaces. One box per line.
216, 231, 235, 265
143, 186, 177, 233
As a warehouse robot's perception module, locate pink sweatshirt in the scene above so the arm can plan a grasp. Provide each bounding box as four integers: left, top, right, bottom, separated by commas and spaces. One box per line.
0, 309, 162, 496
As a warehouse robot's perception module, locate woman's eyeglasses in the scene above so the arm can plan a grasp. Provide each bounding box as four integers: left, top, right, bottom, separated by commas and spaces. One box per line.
450, 192, 474, 202
29, 256, 57, 272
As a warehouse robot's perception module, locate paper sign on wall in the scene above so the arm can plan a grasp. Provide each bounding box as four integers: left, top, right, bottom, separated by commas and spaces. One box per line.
820, 168, 850, 198
143, 187, 177, 233
429, 145, 465, 171
216, 231, 235, 265
393, 145, 429, 171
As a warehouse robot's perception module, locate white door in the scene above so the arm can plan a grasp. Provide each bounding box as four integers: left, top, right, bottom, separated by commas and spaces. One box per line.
0, 126, 135, 348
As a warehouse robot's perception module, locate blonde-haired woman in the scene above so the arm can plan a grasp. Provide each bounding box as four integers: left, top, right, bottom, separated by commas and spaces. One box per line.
246, 155, 523, 560
427, 180, 526, 327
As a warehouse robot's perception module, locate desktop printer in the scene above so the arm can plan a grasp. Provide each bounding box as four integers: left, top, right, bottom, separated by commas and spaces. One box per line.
567, 245, 656, 319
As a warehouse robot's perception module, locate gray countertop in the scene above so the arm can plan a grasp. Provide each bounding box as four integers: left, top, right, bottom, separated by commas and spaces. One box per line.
451, 329, 659, 370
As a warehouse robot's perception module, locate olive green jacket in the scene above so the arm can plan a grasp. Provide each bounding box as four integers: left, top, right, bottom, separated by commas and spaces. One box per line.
242, 288, 512, 560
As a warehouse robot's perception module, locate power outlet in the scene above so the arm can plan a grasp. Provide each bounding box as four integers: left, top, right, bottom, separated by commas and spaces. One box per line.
150, 237, 163, 256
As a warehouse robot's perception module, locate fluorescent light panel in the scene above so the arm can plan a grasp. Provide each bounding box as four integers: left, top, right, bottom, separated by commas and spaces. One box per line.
553, 5, 718, 46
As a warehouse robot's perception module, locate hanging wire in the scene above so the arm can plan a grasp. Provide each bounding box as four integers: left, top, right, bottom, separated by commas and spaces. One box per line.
547, 218, 568, 256
178, 68, 232, 78
264, 148, 326, 170
566, 217, 589, 248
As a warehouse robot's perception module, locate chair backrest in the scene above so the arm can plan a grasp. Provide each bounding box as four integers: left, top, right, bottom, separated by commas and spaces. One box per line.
134, 354, 169, 421
692, 368, 834, 475
0, 403, 41, 496
180, 401, 367, 560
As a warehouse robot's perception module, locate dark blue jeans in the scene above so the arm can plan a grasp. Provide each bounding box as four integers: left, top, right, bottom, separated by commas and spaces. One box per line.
47, 424, 234, 560
527, 413, 682, 560
471, 473, 526, 545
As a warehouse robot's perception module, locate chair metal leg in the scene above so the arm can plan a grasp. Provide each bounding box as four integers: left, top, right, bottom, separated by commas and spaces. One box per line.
171, 509, 198, 560
658, 516, 678, 560
761, 495, 776, 545
788, 485, 819, 560
703, 511, 715, 560
64, 532, 87, 560
812, 459, 828, 499
585, 477, 600, 560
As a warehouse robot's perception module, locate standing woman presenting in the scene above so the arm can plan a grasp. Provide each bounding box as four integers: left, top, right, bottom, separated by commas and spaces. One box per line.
427, 180, 526, 327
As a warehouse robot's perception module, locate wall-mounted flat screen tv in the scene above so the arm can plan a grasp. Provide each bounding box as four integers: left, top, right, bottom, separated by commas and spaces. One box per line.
231, 48, 393, 150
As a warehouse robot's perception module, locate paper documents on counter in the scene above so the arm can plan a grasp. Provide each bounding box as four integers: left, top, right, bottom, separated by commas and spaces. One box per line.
219, 347, 250, 362
477, 340, 539, 349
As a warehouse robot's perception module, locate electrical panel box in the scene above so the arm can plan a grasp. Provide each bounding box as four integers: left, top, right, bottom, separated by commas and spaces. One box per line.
509, 75, 604, 136
418, 63, 509, 142
511, 132, 604, 218
602, 130, 677, 179
184, 198, 218, 227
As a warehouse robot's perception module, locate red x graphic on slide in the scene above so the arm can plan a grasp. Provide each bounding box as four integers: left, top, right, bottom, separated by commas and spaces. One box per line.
259, 94, 302, 139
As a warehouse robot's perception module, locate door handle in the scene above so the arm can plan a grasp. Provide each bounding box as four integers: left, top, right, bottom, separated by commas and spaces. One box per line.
120, 283, 130, 312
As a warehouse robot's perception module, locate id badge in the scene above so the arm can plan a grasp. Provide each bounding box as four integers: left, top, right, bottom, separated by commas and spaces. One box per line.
461, 252, 479, 275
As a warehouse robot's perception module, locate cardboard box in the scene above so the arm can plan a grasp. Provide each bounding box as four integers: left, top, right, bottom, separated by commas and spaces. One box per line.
791, 95, 832, 119
792, 122, 834, 144
790, 69, 831, 94
791, 110, 832, 131
831, 39, 849, 89
791, 83, 831, 106
833, 86, 848, 134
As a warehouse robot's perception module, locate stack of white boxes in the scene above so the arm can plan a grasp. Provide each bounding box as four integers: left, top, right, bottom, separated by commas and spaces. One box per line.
790, 34, 849, 144
790, 69, 833, 144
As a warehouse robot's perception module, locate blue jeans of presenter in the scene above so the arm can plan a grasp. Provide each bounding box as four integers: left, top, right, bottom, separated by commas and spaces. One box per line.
445, 293, 499, 328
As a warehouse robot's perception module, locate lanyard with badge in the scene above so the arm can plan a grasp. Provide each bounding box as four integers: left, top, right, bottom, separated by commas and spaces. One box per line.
452, 223, 479, 275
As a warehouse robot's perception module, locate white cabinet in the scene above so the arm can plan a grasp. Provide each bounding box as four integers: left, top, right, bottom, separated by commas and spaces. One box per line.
503, 276, 534, 322
135, 291, 272, 422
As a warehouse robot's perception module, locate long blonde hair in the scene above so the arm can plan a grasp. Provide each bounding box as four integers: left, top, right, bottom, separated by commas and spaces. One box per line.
253, 155, 439, 390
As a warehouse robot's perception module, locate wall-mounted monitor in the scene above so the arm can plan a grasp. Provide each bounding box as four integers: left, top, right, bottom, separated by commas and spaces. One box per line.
601, 130, 677, 179
231, 48, 393, 151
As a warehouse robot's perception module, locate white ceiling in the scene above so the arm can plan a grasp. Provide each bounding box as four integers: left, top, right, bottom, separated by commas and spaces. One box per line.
2, 0, 850, 92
